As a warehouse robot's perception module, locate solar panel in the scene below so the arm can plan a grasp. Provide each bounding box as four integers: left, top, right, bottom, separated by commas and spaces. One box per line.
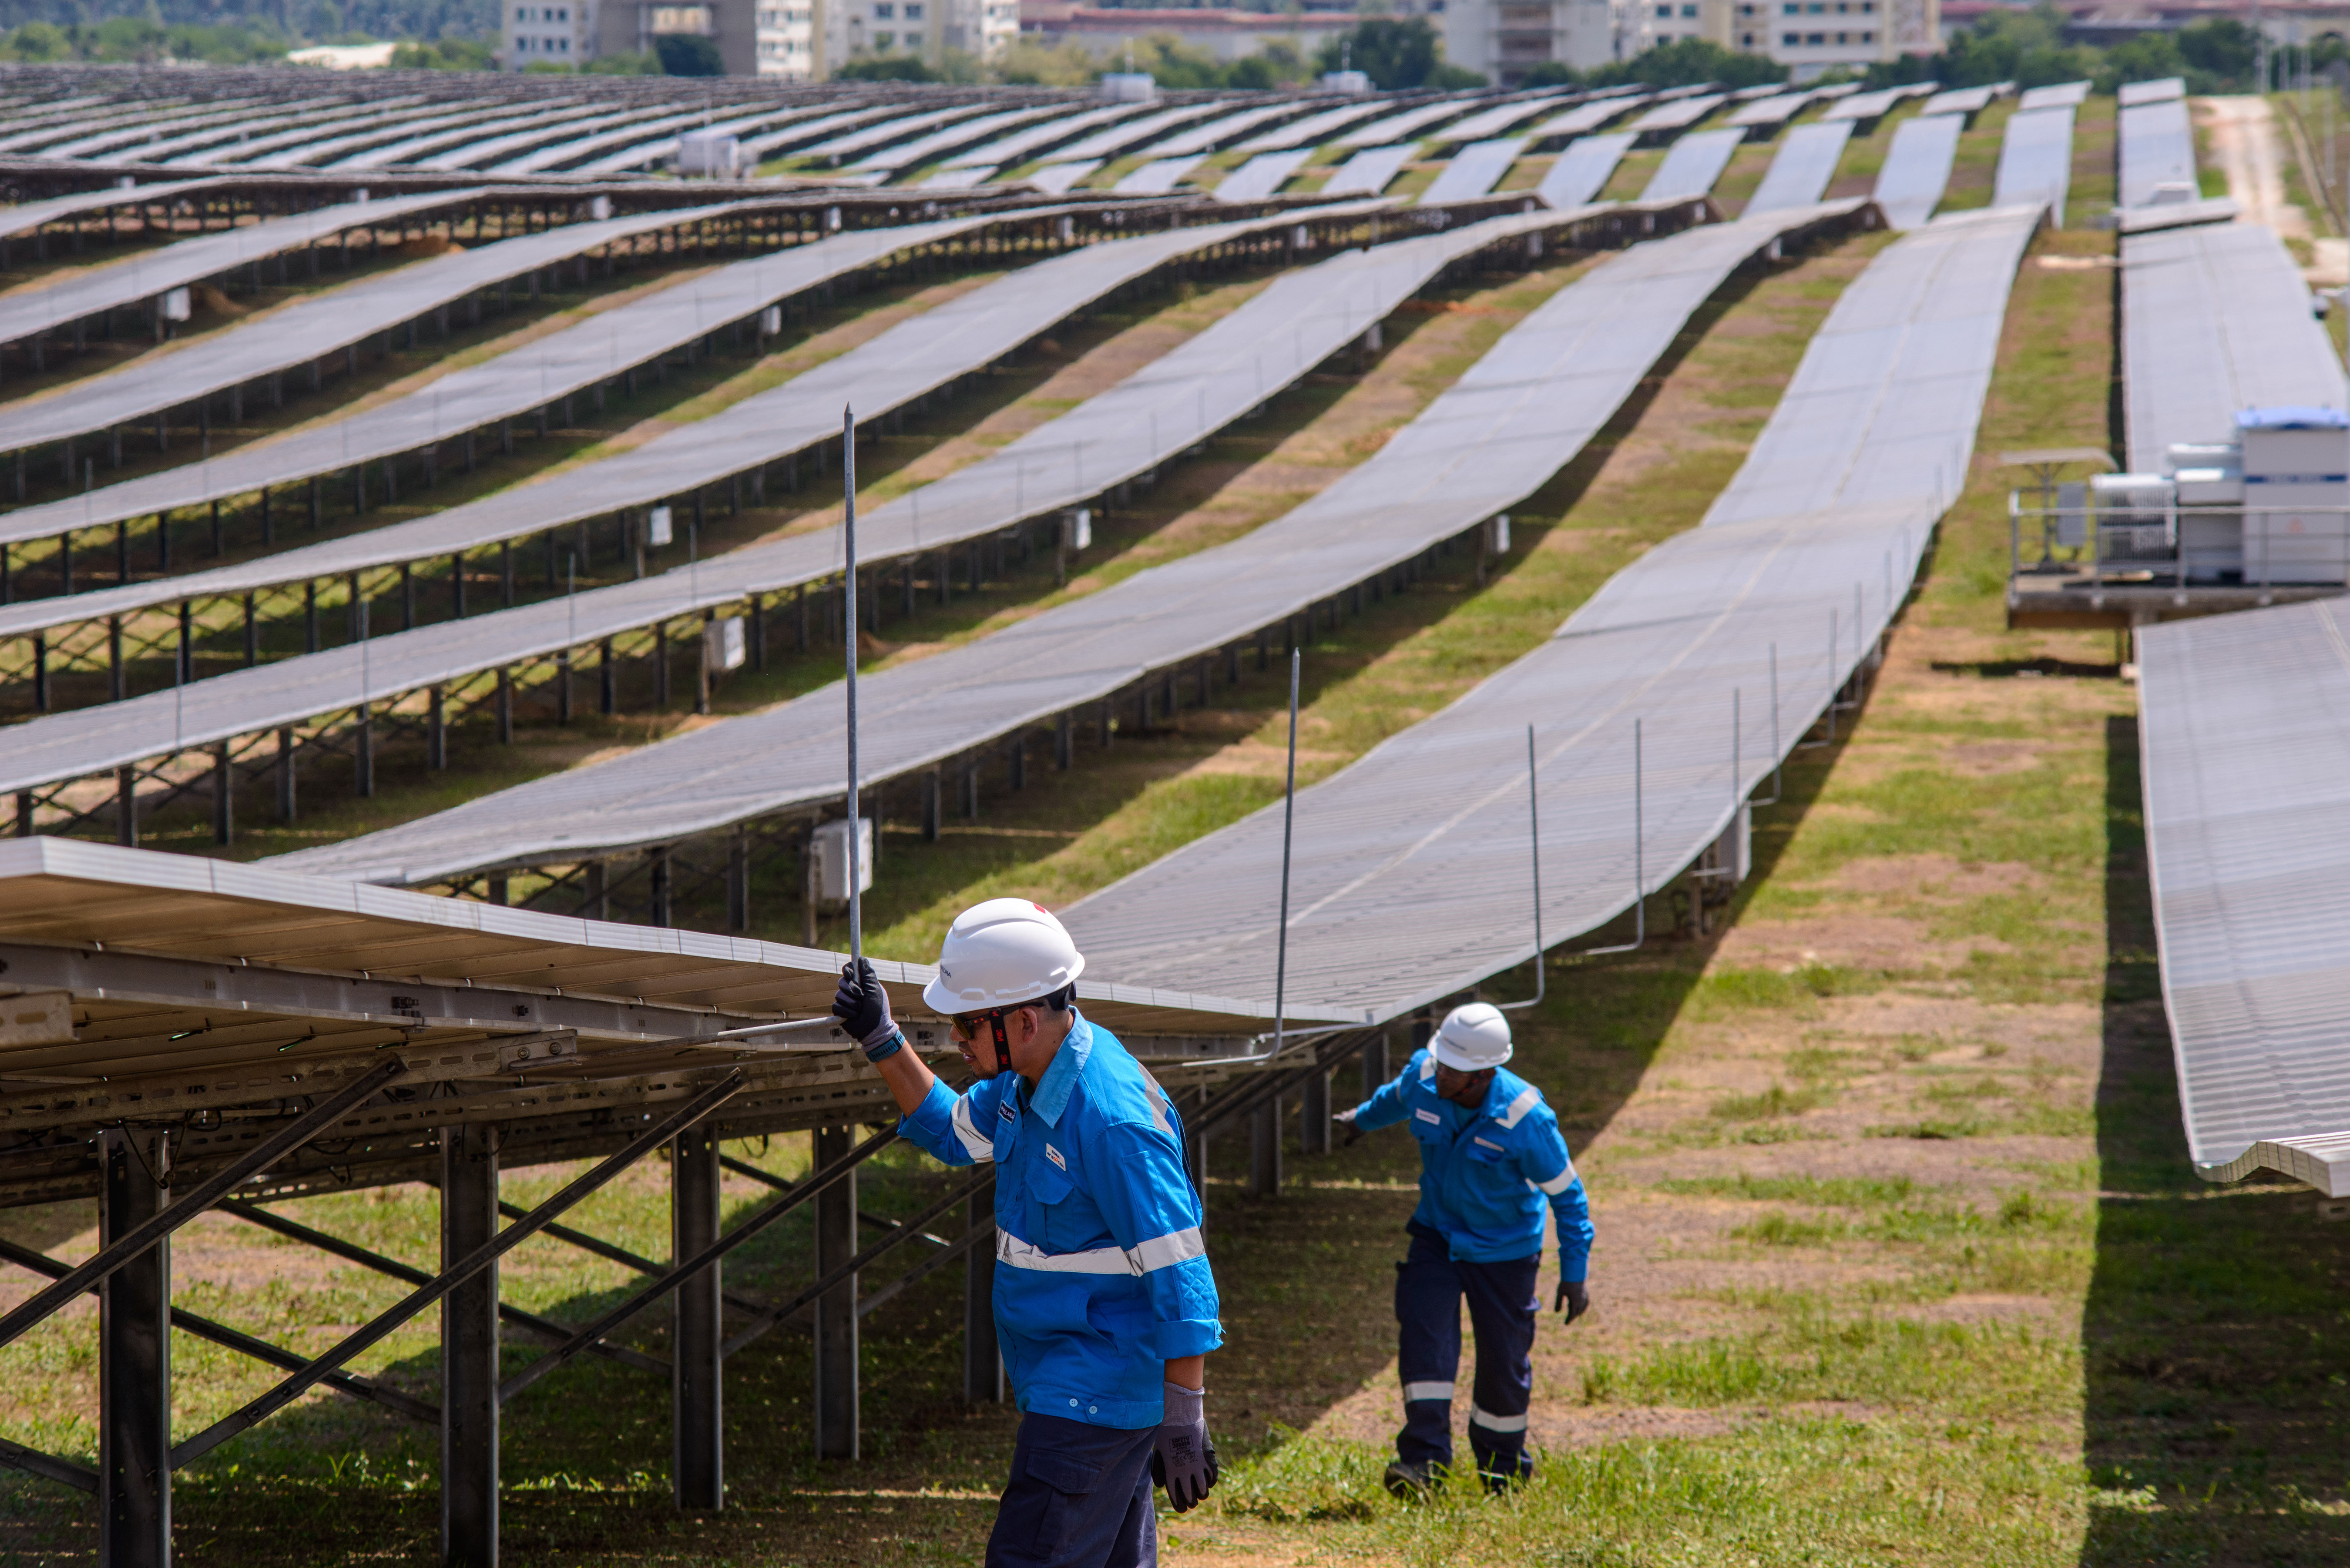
1536, 133, 1633, 209
1993, 105, 2075, 224
1872, 111, 1962, 228
1742, 121, 1853, 215
1640, 127, 1742, 201
2119, 96, 2196, 208
1418, 137, 1526, 205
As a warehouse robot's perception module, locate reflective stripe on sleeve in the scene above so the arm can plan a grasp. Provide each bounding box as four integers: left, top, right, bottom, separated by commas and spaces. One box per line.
1402, 1380, 1456, 1403
950, 1097, 996, 1162
1128, 1226, 1205, 1273
1533, 1160, 1579, 1196
1470, 1404, 1528, 1434
1500, 1086, 1541, 1128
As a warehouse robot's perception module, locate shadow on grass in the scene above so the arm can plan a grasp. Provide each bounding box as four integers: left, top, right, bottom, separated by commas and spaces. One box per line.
2078, 713, 2350, 1564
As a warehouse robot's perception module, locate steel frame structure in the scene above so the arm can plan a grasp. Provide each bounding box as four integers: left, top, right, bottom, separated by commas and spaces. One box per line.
0, 839, 1316, 1566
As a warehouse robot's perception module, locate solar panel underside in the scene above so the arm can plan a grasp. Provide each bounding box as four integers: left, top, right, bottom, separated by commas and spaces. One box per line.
264, 203, 1853, 889
1061, 205, 2041, 1021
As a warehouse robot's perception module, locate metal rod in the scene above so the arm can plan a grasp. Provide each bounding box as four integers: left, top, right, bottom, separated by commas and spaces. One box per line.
223, 1201, 665, 1377
168, 1070, 744, 1469
1584, 719, 1645, 956
844, 403, 862, 964
1497, 724, 1544, 1012
1274, 646, 1299, 1056
0, 1233, 440, 1424
1755, 644, 1783, 804
497, 1123, 898, 1405
0, 1435, 96, 1494
718, 1168, 994, 1359
0, 1057, 406, 1352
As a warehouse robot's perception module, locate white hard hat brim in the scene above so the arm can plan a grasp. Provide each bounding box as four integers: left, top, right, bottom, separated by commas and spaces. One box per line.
1430, 1030, 1512, 1072
920, 955, 1085, 1016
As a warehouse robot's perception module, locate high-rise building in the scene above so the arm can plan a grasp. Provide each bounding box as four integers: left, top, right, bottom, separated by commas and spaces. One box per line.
501, 0, 778, 75
1439, 0, 1936, 82
823, 0, 1017, 70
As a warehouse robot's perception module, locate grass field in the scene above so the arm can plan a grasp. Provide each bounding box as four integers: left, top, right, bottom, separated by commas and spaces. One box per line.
7, 97, 2339, 1566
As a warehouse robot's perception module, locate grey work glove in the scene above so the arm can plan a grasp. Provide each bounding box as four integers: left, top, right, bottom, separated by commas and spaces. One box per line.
1150, 1381, 1219, 1513
1555, 1279, 1590, 1326
1334, 1106, 1363, 1148
830, 958, 902, 1062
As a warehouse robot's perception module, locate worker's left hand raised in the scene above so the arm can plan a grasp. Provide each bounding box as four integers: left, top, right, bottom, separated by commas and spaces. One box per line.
1554, 1280, 1589, 1326
1151, 1381, 1219, 1512
831, 958, 899, 1059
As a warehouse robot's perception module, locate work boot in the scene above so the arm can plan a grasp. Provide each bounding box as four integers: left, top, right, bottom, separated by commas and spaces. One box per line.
1477, 1451, 1534, 1496
1383, 1459, 1444, 1500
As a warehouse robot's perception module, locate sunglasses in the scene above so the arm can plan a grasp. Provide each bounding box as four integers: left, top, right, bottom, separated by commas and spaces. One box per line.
948, 1005, 1026, 1043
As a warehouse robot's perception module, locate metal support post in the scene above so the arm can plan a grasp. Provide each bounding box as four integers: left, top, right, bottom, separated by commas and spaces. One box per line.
1301, 1067, 1330, 1156
98, 1128, 170, 1568
921, 771, 940, 842
812, 1125, 858, 1460
115, 765, 137, 847
726, 827, 750, 932
672, 1125, 723, 1511
962, 1188, 1001, 1406
275, 728, 296, 821
1055, 711, 1072, 770
1362, 1032, 1390, 1100
440, 1124, 500, 1568
1250, 1093, 1282, 1196
211, 743, 232, 846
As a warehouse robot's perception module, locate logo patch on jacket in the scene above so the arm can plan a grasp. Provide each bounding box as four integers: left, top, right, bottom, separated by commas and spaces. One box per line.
999, 1102, 1018, 1123
1414, 1108, 1441, 1125
1045, 1143, 1067, 1170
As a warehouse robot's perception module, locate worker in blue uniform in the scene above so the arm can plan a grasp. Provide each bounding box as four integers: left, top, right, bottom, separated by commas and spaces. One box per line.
833, 898, 1221, 1568
1336, 1002, 1593, 1496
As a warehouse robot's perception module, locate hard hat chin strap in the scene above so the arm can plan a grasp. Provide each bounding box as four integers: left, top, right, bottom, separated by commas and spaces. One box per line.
984, 1012, 1015, 1079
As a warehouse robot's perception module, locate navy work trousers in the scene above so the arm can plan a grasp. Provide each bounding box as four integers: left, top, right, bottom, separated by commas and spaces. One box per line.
1394, 1219, 1539, 1483
987, 1412, 1158, 1568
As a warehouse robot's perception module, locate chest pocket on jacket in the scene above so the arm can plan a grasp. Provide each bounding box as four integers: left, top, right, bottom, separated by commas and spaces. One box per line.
1022, 1159, 1077, 1248
1466, 1133, 1511, 1165
1410, 1106, 1447, 1145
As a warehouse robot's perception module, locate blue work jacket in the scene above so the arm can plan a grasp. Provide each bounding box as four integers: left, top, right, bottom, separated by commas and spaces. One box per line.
1353, 1049, 1594, 1278
901, 1010, 1222, 1430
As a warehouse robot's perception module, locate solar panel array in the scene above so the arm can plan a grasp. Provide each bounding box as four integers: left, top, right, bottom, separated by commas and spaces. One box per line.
1538, 133, 1634, 209
1641, 127, 1743, 202
1417, 137, 1526, 205
0, 209, 1337, 648
7, 208, 1562, 808
1993, 104, 2075, 224
265, 199, 1823, 890
1063, 204, 2040, 1020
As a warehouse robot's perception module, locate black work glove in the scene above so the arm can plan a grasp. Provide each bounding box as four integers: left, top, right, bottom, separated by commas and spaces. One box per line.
831, 958, 901, 1062
1334, 1106, 1363, 1148
1555, 1279, 1589, 1326
1150, 1381, 1219, 1513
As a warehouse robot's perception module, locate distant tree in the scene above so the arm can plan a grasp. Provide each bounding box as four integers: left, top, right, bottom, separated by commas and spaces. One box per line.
1314, 17, 1481, 89
1225, 40, 1306, 88
582, 47, 659, 72
988, 38, 1096, 84
2094, 30, 2185, 94
1582, 37, 1780, 88
835, 51, 935, 80
652, 30, 719, 74
1516, 59, 1575, 86
2175, 17, 2256, 89
393, 34, 494, 66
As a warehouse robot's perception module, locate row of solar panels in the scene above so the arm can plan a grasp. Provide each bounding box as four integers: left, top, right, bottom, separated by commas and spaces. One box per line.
235, 107, 2048, 896
2120, 83, 2350, 1192
0, 74, 1978, 656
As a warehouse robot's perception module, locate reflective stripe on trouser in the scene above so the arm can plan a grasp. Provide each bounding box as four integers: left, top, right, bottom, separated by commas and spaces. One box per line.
988, 1412, 1158, 1568
1393, 1220, 1540, 1479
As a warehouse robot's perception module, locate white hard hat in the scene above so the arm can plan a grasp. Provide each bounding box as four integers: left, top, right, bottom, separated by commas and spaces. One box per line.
1430, 1002, 1512, 1071
922, 898, 1086, 1014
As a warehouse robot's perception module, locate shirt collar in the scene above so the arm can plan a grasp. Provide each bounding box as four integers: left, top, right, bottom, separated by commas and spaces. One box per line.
1475, 1071, 1516, 1122
1026, 1009, 1093, 1128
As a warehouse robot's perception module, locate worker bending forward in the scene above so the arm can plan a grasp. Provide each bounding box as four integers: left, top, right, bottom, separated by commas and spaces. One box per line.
833, 898, 1221, 1568
1337, 1002, 1593, 1496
